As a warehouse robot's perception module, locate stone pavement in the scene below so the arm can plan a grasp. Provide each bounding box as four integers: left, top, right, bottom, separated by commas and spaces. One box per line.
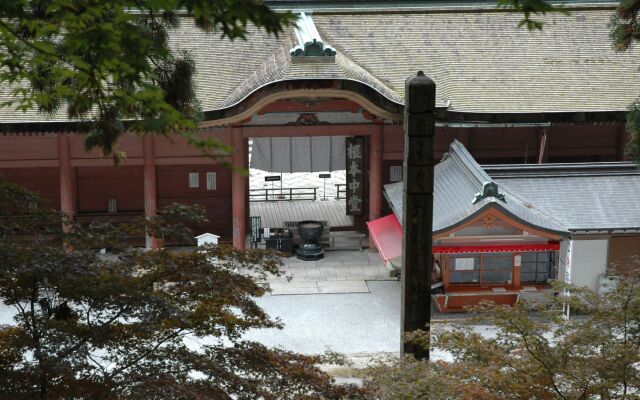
242, 250, 396, 295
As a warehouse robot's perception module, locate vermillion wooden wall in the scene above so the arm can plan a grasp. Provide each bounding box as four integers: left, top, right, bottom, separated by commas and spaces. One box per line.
157, 164, 232, 239
77, 166, 144, 213
609, 236, 640, 272
0, 121, 629, 246
381, 123, 627, 164
0, 167, 60, 208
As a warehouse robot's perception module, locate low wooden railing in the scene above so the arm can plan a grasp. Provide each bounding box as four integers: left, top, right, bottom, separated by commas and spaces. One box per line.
249, 187, 318, 202
335, 183, 346, 199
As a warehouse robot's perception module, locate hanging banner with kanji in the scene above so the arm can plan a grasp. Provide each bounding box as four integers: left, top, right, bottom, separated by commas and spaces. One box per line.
346, 136, 364, 215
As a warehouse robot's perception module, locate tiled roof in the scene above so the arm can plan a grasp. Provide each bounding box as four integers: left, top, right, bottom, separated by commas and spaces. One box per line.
489, 163, 640, 231
385, 142, 640, 234
1, 7, 638, 123
314, 9, 640, 113
218, 35, 402, 109
384, 140, 569, 235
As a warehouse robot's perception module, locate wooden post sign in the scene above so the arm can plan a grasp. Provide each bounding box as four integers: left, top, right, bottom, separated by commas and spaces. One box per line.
401, 71, 436, 360
250, 216, 262, 247
345, 136, 364, 215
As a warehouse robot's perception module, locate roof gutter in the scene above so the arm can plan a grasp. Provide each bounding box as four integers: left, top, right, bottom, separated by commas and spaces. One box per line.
270, 1, 618, 13
436, 122, 551, 128
571, 228, 640, 235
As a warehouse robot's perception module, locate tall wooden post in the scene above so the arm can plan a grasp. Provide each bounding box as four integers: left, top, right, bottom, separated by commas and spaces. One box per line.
143, 135, 160, 249
58, 134, 76, 232
401, 71, 435, 360
232, 126, 247, 250
368, 124, 383, 249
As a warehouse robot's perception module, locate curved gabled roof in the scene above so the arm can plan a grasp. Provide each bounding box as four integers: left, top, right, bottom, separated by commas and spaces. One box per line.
1, 6, 639, 125
384, 140, 569, 236
216, 36, 403, 110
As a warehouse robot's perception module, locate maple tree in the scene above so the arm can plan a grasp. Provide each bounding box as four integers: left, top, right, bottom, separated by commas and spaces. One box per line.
0, 1, 294, 160
0, 180, 360, 399
363, 263, 640, 399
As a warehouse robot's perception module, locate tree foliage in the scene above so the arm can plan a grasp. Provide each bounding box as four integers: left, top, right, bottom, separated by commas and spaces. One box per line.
0, 1, 294, 160
0, 180, 360, 399
363, 265, 640, 400
497, 0, 566, 30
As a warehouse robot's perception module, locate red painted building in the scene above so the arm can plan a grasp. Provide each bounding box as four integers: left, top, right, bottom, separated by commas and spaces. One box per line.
0, 4, 638, 250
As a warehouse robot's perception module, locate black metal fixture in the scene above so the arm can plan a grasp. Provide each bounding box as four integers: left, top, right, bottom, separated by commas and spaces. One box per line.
296, 220, 325, 261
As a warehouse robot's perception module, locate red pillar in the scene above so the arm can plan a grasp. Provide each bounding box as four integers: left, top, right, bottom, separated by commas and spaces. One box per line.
369, 124, 383, 249
143, 134, 160, 249
232, 127, 247, 250
58, 134, 76, 232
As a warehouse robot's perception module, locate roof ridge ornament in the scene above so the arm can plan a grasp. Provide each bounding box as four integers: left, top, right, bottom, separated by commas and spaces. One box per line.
290, 12, 336, 63
473, 181, 506, 204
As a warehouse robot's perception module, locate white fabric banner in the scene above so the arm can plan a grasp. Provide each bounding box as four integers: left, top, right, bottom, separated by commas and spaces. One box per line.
250, 136, 346, 173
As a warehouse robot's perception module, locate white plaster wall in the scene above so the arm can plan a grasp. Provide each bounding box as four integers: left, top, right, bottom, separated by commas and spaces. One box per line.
570, 239, 609, 292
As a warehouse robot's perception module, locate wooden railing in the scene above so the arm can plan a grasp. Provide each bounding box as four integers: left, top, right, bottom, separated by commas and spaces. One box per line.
335, 183, 346, 199
249, 187, 318, 202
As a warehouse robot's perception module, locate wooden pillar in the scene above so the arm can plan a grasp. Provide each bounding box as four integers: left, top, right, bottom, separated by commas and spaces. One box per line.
368, 123, 383, 249
537, 127, 549, 164
245, 137, 251, 234
143, 134, 160, 249
232, 126, 247, 250
512, 252, 521, 290
442, 256, 450, 289
402, 71, 435, 360
617, 123, 628, 161
58, 134, 76, 232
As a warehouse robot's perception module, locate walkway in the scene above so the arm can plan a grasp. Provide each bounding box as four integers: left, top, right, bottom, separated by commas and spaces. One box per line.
240, 250, 394, 295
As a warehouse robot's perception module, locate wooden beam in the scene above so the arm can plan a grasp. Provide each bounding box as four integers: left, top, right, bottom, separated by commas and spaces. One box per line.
241, 124, 374, 138
0, 159, 58, 168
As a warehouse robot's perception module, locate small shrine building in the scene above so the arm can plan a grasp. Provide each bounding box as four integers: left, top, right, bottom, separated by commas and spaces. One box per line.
370, 140, 640, 311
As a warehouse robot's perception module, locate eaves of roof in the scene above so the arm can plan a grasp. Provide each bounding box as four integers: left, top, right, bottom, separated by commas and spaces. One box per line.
484, 161, 640, 178
384, 140, 569, 237
266, 0, 618, 13
1, 7, 639, 128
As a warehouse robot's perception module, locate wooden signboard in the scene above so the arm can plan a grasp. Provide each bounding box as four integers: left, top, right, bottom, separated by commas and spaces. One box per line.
345, 136, 364, 215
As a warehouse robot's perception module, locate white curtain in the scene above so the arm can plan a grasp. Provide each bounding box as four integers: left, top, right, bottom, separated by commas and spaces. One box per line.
250, 136, 346, 172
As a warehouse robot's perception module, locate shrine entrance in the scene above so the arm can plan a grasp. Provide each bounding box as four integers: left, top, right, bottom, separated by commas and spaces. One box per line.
226, 113, 386, 251
246, 133, 375, 254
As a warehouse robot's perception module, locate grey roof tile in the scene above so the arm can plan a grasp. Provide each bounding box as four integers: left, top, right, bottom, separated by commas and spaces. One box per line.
493, 173, 640, 231
385, 142, 640, 234
385, 140, 569, 235
314, 9, 640, 113
1, 8, 639, 123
